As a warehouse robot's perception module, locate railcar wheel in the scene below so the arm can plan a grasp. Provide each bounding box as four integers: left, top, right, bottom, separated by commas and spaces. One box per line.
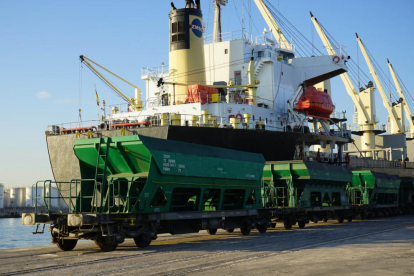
271, 222, 277, 228
240, 228, 251, 235
322, 218, 328, 223
347, 217, 353, 222
225, 229, 234, 233
94, 237, 118, 252
257, 225, 267, 234
134, 235, 151, 248
337, 217, 344, 223
298, 221, 306, 228
207, 228, 217, 235
284, 221, 292, 230
56, 239, 77, 251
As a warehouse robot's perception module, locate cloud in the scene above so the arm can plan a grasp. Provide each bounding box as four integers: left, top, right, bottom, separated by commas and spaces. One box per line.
36, 91, 50, 98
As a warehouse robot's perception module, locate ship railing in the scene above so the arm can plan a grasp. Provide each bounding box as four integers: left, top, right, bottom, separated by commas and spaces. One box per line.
204, 30, 252, 44
204, 30, 295, 51
109, 111, 285, 131
330, 112, 347, 120
108, 91, 275, 110
349, 125, 386, 132
141, 66, 169, 77
322, 44, 348, 56
254, 35, 295, 52
349, 158, 414, 169
46, 120, 102, 135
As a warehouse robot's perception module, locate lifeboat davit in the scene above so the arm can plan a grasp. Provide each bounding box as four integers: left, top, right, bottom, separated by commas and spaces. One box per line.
295, 87, 334, 120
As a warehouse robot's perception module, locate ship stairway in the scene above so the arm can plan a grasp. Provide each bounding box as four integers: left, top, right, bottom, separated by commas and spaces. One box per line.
254, 57, 271, 79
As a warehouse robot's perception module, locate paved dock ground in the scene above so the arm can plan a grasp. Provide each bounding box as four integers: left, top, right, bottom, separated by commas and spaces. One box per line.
1, 216, 414, 276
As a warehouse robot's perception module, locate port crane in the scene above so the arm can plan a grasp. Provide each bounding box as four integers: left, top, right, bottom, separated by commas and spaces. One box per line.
387, 58, 414, 138
356, 34, 405, 135
311, 12, 381, 156
80, 55, 143, 111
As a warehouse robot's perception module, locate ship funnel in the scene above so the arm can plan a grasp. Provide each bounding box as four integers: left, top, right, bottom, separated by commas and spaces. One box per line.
185, 0, 195, 8
168, 0, 206, 105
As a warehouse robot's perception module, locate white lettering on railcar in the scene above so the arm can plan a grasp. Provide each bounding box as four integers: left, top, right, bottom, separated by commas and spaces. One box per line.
163, 154, 170, 159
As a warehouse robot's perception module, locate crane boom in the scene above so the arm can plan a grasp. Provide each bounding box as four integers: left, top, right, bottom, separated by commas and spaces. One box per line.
356, 34, 404, 133
253, 0, 292, 50
80, 55, 143, 110
387, 58, 414, 132
310, 12, 371, 123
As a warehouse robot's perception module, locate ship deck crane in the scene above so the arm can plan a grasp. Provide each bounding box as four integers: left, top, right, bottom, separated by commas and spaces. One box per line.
80, 55, 143, 111
311, 12, 382, 157
387, 58, 414, 138
311, 13, 371, 125
356, 34, 405, 134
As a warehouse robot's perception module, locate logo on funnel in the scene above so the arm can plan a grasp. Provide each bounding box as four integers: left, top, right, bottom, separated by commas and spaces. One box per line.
189, 19, 204, 38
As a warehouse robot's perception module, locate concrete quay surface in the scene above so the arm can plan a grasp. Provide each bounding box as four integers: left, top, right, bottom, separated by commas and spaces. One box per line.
1, 216, 414, 276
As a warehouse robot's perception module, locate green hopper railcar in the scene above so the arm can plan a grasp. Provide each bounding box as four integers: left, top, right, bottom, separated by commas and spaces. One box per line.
262, 161, 353, 228
347, 171, 401, 218
22, 135, 269, 251
21, 136, 414, 252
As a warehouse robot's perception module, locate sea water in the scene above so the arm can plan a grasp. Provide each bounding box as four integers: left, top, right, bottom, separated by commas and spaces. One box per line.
0, 218, 52, 249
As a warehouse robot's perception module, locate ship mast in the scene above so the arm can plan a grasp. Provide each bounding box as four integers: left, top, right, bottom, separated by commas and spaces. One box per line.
213, 0, 227, 43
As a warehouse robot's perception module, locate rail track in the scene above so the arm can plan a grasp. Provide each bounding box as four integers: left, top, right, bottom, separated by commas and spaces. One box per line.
2, 216, 414, 276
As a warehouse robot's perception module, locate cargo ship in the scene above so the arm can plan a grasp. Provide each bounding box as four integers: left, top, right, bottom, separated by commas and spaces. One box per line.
21, 1, 414, 254
46, 0, 351, 188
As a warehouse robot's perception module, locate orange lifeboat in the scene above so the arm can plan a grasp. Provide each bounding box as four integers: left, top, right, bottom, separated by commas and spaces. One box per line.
295, 87, 334, 120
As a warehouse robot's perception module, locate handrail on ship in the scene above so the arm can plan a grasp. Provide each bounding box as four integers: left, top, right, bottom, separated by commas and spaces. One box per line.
203, 30, 295, 51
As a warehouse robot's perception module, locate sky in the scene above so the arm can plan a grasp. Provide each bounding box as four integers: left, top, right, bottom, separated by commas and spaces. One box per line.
1, 0, 413, 187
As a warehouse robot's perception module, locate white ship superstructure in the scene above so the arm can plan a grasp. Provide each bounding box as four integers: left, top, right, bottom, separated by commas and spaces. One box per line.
106, 0, 349, 132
